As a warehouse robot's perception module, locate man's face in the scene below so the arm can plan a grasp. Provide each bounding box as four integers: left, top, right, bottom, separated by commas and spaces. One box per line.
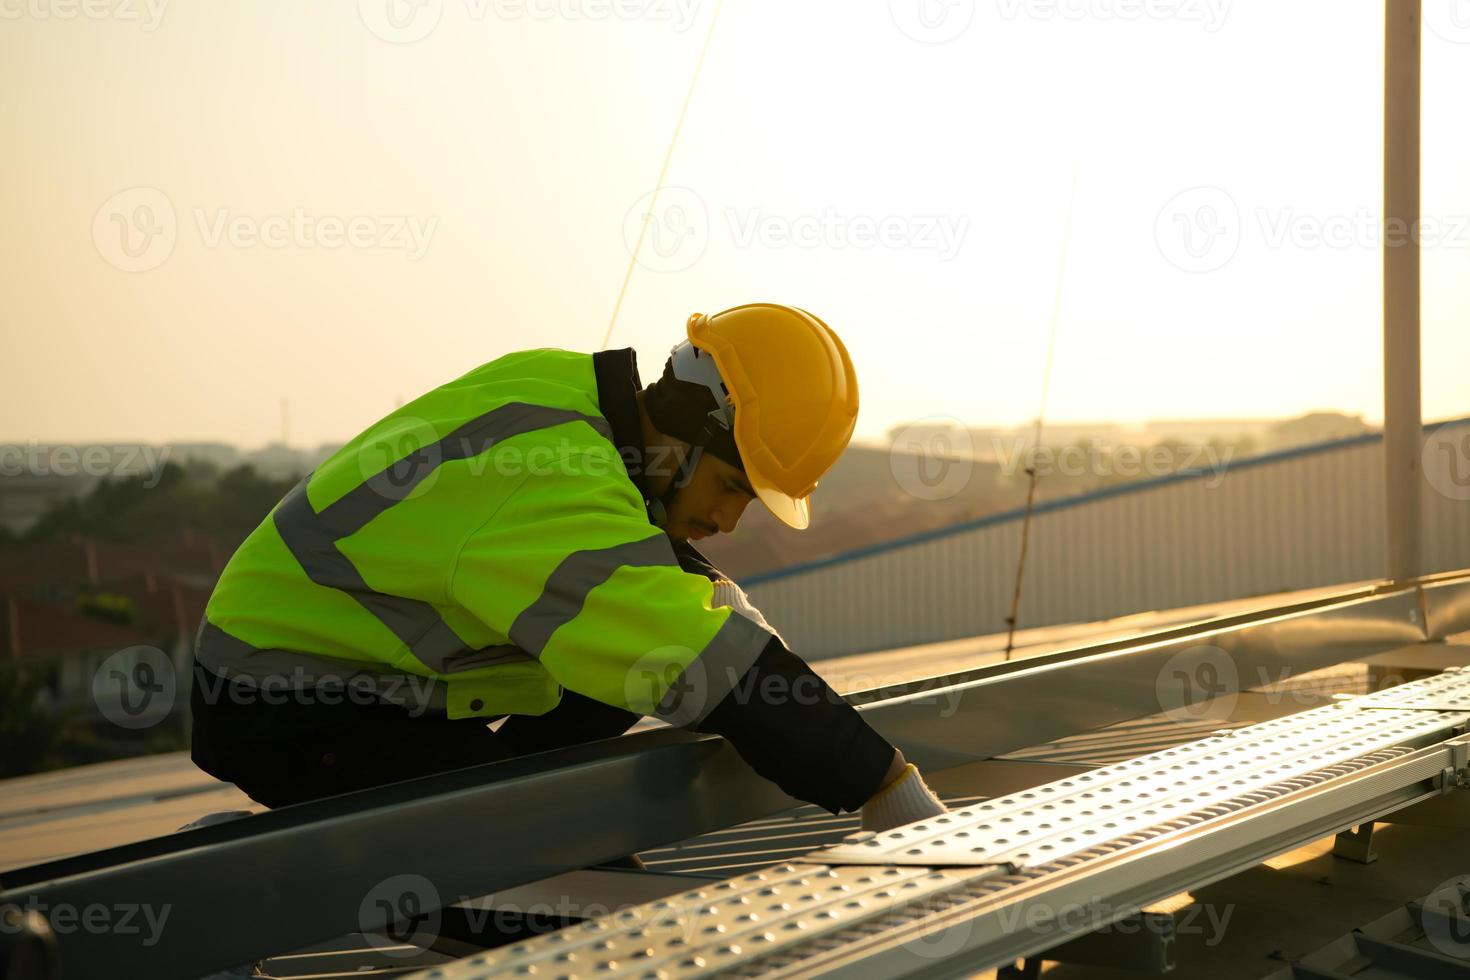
663, 450, 756, 543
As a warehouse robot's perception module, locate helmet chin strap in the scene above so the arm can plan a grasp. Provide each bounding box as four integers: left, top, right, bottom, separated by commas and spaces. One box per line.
648, 483, 677, 530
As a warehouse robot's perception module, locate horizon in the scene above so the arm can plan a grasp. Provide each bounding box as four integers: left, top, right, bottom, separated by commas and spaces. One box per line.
3, 405, 1409, 451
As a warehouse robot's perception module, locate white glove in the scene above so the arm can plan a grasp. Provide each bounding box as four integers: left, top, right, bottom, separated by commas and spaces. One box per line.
711, 578, 784, 643
860, 764, 947, 832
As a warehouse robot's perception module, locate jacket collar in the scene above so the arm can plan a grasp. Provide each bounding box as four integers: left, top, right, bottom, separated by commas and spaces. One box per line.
592, 347, 654, 508
595, 347, 721, 572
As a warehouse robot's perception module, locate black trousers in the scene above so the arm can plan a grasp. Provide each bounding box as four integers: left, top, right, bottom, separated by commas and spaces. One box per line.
189, 660, 640, 808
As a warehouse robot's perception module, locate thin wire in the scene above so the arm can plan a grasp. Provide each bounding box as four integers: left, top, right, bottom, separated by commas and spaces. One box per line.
601, 0, 726, 351
1005, 172, 1078, 660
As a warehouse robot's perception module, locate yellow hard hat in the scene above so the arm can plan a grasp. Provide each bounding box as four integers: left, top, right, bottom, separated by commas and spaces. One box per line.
686, 303, 858, 530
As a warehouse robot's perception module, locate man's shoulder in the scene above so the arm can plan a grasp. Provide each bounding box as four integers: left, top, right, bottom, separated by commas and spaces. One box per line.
457, 347, 594, 383
435, 348, 603, 425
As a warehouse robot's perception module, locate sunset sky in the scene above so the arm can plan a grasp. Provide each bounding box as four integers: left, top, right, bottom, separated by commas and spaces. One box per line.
4, 1, 1468, 451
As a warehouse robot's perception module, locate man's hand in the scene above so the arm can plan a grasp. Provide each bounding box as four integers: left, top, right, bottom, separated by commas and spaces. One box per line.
860, 750, 947, 832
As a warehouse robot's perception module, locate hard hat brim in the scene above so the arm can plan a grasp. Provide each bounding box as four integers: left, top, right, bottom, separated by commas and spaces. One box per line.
753, 481, 810, 530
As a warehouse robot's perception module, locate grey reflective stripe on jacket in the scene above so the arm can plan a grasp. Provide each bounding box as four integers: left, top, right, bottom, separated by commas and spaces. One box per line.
508, 534, 679, 658
650, 608, 774, 728
194, 619, 478, 713
500, 531, 776, 727
200, 402, 612, 684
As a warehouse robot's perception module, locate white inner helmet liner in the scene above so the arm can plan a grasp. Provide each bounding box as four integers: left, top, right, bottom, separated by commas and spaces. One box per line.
669, 339, 736, 433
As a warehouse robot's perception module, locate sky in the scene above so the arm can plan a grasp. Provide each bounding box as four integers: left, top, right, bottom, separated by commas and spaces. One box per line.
3, 0, 1468, 451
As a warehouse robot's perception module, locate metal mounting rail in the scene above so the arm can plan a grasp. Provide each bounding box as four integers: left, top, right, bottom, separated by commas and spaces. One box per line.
3, 575, 1467, 977
415, 671, 1470, 979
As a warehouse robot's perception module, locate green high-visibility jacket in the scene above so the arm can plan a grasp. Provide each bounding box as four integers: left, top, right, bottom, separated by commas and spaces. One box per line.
196, 347, 895, 813
199, 346, 775, 725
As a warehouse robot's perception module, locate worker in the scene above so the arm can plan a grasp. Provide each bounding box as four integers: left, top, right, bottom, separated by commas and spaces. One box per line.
188, 303, 946, 833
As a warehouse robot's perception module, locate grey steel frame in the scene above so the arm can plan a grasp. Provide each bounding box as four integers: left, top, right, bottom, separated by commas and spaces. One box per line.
795, 735, 1470, 980
408, 676, 1470, 978
2, 574, 1468, 978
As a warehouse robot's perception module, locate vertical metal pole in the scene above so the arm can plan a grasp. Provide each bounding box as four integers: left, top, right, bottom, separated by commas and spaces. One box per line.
1384, 0, 1422, 583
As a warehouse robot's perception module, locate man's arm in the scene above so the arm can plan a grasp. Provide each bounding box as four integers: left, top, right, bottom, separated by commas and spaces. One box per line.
693, 632, 893, 812
452, 458, 921, 815
668, 541, 906, 810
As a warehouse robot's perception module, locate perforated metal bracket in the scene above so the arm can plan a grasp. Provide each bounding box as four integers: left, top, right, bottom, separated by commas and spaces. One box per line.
402, 863, 1008, 979
818, 703, 1464, 869
1352, 667, 1470, 712
416, 674, 1470, 980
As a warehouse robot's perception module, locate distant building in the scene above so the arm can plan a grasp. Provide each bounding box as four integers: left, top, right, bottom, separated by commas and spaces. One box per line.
239, 442, 311, 480
1139, 418, 1276, 445
1263, 412, 1373, 452
238, 441, 342, 480
0, 530, 220, 724
0, 472, 95, 536
743, 415, 1470, 659
1, 590, 161, 716
165, 442, 240, 470
0, 529, 225, 594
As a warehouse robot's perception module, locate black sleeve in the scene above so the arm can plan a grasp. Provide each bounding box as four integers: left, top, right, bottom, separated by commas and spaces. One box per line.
693, 633, 896, 815
671, 540, 894, 813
